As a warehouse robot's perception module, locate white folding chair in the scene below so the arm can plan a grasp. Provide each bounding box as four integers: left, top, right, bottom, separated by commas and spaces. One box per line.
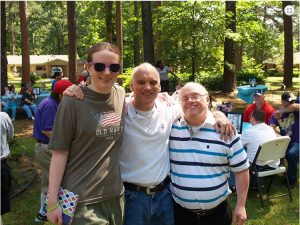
251, 136, 292, 207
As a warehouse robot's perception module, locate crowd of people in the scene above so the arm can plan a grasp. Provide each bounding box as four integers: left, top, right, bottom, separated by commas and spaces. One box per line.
1, 41, 298, 225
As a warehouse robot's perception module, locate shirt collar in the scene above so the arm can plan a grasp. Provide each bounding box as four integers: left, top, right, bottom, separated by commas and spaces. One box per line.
179, 110, 216, 127
126, 98, 162, 118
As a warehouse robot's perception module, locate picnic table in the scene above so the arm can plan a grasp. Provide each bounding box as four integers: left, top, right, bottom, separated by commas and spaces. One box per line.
237, 85, 268, 104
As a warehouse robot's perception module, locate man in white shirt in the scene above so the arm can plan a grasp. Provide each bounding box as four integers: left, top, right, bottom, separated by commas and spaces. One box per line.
241, 109, 279, 168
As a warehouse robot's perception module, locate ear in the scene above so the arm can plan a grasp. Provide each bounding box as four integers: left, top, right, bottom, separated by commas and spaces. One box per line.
86, 63, 92, 73
130, 82, 134, 92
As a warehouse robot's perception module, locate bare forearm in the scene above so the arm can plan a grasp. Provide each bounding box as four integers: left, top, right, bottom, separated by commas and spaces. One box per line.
48, 150, 69, 205
235, 169, 249, 208
281, 103, 300, 113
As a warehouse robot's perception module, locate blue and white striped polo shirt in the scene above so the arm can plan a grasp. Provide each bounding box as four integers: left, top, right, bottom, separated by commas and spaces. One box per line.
169, 111, 249, 210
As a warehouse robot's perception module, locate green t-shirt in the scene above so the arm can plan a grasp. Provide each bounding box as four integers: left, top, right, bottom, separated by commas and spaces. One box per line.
49, 85, 125, 206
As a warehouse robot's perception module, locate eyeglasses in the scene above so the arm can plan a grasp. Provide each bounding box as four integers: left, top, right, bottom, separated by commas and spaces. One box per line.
180, 94, 207, 103
89, 62, 120, 73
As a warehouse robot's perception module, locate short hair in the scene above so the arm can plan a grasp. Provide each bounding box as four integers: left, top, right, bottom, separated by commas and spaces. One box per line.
155, 60, 163, 67
251, 109, 265, 123
87, 42, 120, 63
179, 82, 208, 99
131, 62, 160, 84
8, 85, 15, 92
54, 71, 63, 78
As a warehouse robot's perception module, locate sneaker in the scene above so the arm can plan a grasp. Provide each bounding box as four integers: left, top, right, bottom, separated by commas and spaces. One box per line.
11, 118, 15, 122
31, 116, 35, 120
35, 213, 47, 222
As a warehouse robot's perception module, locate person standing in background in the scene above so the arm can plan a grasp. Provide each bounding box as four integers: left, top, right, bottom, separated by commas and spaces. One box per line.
33, 80, 73, 223
155, 60, 178, 93
1, 112, 14, 217
51, 71, 63, 91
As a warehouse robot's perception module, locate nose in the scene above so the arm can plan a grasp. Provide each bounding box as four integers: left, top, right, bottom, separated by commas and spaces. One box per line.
144, 82, 151, 90
102, 67, 111, 75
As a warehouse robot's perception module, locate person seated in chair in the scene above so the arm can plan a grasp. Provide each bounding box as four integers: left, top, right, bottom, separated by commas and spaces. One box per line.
270, 92, 299, 189
229, 109, 277, 190
241, 109, 279, 169
243, 89, 275, 124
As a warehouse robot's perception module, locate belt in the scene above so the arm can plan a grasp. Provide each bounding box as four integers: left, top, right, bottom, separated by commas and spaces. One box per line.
124, 176, 170, 195
183, 199, 228, 218
37, 139, 49, 145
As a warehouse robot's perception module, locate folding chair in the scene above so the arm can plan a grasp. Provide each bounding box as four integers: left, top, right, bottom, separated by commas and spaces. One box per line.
251, 136, 292, 207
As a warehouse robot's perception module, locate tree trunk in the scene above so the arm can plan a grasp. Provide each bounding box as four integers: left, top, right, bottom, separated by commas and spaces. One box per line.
19, 1, 30, 84
190, 2, 197, 82
282, 1, 293, 88
116, 1, 123, 72
222, 1, 236, 92
154, 1, 162, 61
67, 1, 77, 83
105, 1, 113, 43
133, 1, 140, 66
141, 1, 155, 65
1, 1, 8, 95
235, 43, 243, 72
8, 1, 16, 55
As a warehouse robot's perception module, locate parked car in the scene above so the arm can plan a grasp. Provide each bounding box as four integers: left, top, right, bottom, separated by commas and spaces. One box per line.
51, 67, 62, 77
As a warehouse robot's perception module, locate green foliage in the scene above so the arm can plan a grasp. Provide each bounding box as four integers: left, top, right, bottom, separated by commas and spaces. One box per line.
195, 71, 224, 91
6, 1, 299, 89
265, 68, 281, 77
8, 136, 28, 161
120, 68, 134, 92
236, 67, 267, 86
30, 72, 40, 85
169, 72, 191, 91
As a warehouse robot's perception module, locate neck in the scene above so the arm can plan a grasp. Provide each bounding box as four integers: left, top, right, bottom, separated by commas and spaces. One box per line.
88, 84, 111, 94
185, 111, 207, 126
256, 101, 264, 109
133, 100, 155, 111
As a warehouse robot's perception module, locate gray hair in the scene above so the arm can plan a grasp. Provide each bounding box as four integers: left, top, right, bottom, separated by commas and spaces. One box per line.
179, 82, 208, 99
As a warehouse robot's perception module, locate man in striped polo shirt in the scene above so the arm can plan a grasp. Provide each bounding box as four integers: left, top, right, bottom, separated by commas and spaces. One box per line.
170, 82, 249, 225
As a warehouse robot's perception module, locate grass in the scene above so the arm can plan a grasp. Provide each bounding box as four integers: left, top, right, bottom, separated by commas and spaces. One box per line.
266, 77, 300, 91
2, 135, 299, 225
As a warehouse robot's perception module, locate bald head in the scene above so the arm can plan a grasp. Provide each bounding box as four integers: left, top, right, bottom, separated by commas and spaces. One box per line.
131, 63, 160, 85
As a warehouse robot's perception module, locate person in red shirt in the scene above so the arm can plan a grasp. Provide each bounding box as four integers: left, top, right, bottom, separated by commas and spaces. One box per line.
243, 89, 275, 124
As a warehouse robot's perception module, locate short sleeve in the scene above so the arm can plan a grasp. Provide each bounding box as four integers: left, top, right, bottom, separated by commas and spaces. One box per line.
228, 135, 249, 173
48, 96, 75, 151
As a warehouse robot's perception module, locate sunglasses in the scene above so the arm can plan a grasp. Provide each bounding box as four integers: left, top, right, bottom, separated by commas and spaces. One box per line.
89, 62, 120, 73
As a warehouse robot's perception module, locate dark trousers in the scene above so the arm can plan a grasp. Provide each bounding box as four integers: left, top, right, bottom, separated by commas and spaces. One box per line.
160, 80, 170, 93
1, 159, 11, 215
173, 199, 232, 225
